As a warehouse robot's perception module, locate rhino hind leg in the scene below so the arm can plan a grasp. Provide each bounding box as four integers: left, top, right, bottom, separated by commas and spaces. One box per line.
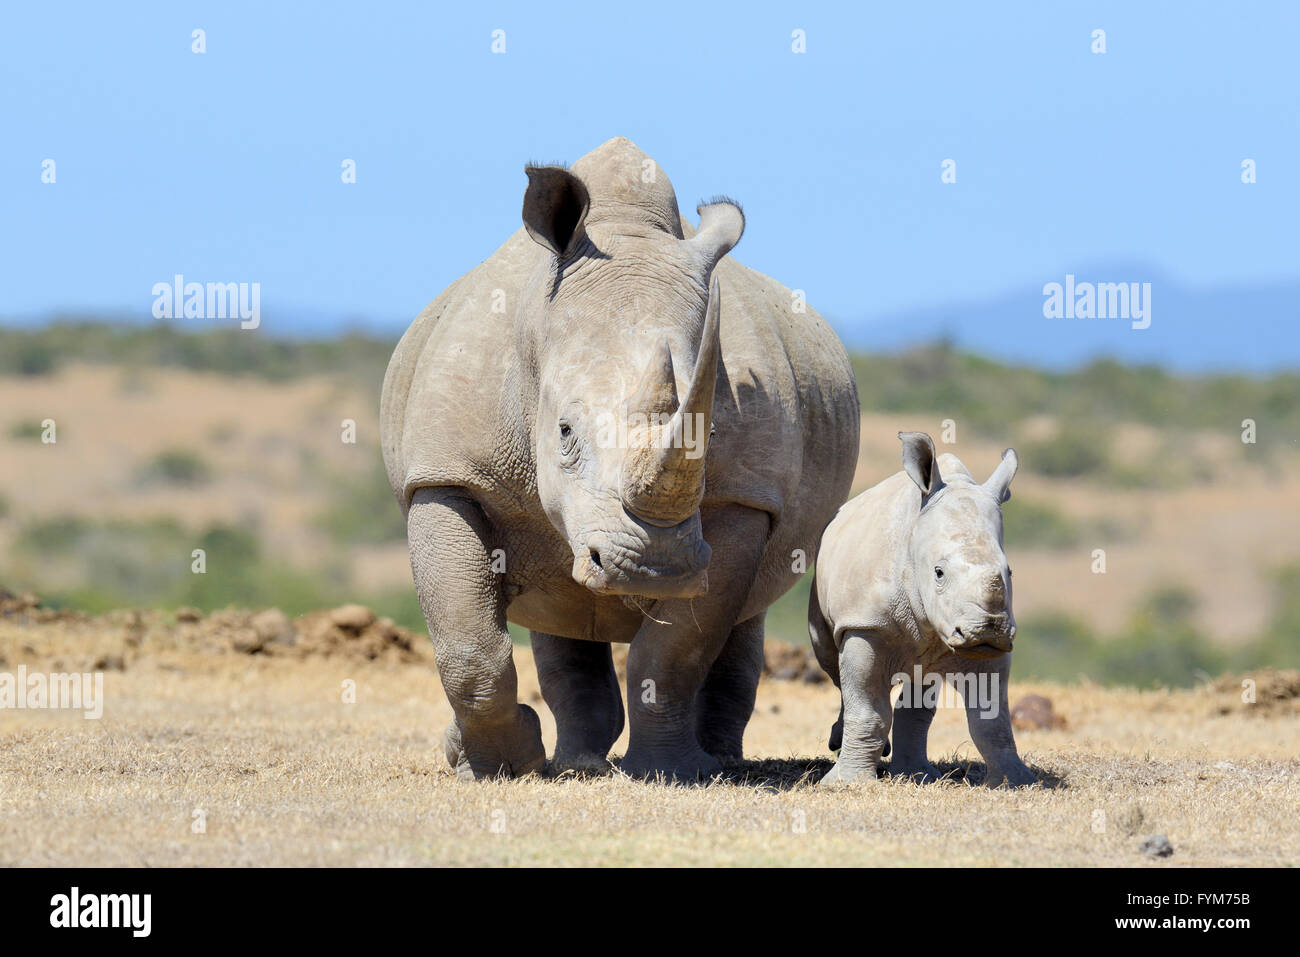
407, 486, 545, 781
810, 574, 883, 757
532, 632, 624, 773
694, 613, 765, 763
819, 629, 893, 785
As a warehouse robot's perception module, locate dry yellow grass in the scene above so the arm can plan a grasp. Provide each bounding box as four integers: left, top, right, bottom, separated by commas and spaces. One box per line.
1, 615, 1295, 867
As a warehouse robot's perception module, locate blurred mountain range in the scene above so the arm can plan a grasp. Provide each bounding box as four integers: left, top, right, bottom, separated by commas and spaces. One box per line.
843, 264, 1299, 373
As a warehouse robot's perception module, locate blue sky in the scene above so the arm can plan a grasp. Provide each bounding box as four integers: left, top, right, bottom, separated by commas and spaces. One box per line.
2, 2, 1297, 362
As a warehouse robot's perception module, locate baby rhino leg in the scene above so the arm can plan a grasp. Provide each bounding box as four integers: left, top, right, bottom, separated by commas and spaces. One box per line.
889, 674, 941, 782
964, 654, 1037, 787
820, 629, 894, 785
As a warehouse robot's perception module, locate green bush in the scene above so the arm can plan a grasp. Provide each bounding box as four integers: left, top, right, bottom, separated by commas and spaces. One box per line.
8, 421, 47, 441
136, 448, 213, 486
15, 515, 95, 554
1001, 498, 1080, 549
1020, 426, 1111, 478
314, 459, 407, 545
10, 340, 58, 376
763, 572, 814, 645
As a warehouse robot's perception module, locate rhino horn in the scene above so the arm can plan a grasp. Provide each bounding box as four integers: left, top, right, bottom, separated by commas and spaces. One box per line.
620, 278, 720, 526
626, 338, 679, 419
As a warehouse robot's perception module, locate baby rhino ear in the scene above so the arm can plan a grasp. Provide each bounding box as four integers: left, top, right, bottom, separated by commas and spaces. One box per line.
899, 432, 941, 498
984, 448, 1018, 504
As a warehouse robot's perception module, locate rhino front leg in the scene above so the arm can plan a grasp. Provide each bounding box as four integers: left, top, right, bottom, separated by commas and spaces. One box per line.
407, 486, 545, 780
962, 654, 1037, 788
889, 676, 941, 782
532, 632, 624, 773
621, 505, 769, 781
694, 613, 765, 763
820, 629, 893, 785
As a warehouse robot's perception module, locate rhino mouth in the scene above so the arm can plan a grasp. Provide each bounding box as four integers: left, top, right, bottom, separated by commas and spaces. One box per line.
574, 543, 710, 599
946, 625, 1015, 660
571, 516, 711, 600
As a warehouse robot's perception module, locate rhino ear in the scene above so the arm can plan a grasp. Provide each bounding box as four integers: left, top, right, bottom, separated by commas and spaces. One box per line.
899, 432, 942, 500
522, 166, 590, 258
687, 199, 745, 271
984, 448, 1018, 504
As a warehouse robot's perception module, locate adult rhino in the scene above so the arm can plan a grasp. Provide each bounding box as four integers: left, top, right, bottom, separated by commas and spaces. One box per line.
381, 137, 859, 780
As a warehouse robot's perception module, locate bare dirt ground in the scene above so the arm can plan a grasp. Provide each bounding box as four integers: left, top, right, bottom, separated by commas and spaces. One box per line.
1, 600, 1296, 867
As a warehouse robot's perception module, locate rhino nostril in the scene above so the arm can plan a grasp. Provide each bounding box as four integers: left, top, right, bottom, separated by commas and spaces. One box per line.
590, 549, 603, 570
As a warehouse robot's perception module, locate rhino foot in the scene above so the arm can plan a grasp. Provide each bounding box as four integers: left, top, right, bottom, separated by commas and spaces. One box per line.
551, 748, 614, 776
619, 744, 722, 783
887, 760, 944, 784
818, 759, 880, 786
443, 704, 546, 781
983, 757, 1038, 788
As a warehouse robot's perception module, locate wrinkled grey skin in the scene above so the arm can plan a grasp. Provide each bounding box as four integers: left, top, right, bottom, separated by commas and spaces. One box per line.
809, 432, 1037, 787
382, 137, 859, 780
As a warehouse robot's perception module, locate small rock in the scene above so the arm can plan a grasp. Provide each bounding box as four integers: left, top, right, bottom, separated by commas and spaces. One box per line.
230, 630, 264, 654
801, 667, 827, 684
175, 607, 202, 623
329, 604, 375, 631
1011, 694, 1066, 730
773, 667, 800, 681
92, 654, 126, 672
251, 608, 296, 645
1139, 833, 1174, 858
0, 588, 41, 616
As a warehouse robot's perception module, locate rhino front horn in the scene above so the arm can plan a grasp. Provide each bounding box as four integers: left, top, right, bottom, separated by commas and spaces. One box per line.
619, 279, 720, 526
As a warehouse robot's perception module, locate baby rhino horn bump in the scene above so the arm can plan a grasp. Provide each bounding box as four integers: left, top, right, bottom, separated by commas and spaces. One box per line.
984, 448, 1018, 504
619, 280, 721, 527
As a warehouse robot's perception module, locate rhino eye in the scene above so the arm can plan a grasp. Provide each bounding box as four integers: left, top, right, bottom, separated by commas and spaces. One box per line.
558, 421, 579, 463
934, 567, 944, 581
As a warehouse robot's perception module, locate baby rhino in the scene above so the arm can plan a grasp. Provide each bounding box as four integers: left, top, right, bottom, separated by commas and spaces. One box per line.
809, 432, 1037, 787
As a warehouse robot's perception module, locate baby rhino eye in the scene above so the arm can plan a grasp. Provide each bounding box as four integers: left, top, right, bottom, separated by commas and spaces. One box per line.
559, 423, 572, 439
934, 567, 944, 580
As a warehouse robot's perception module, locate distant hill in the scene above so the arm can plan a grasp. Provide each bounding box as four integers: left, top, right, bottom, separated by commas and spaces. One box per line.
840, 266, 1299, 373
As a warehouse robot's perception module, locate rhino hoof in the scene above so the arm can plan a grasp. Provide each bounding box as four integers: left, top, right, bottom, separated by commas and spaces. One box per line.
551, 750, 614, 776
888, 762, 944, 784
619, 746, 721, 783
983, 761, 1038, 788
819, 760, 879, 786
443, 704, 546, 780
